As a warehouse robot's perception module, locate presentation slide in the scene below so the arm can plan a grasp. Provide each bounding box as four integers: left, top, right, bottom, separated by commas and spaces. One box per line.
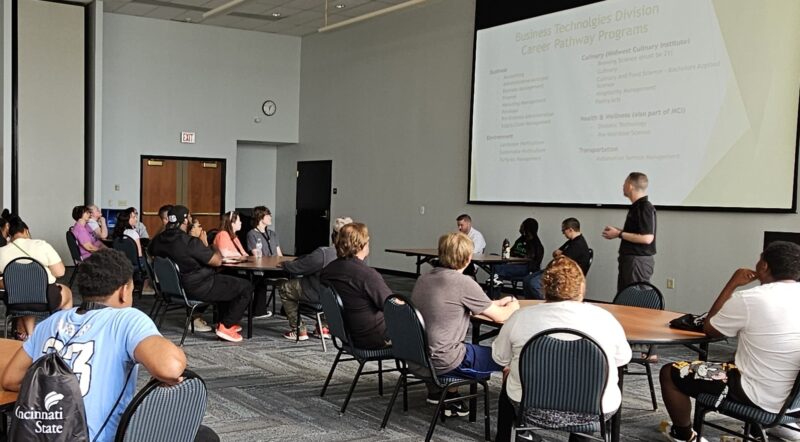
469, 0, 800, 210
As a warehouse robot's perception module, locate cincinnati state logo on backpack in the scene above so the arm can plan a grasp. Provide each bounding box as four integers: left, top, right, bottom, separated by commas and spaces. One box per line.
14, 390, 68, 435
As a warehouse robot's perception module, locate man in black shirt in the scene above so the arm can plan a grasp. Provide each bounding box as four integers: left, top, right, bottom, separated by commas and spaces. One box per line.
602, 172, 657, 292
554, 217, 592, 275
149, 205, 253, 343
320, 222, 392, 349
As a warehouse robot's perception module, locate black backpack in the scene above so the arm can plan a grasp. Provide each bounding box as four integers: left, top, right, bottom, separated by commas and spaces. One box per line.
9, 351, 90, 442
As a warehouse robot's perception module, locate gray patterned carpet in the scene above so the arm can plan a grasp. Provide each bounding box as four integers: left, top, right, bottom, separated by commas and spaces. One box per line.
7, 271, 762, 441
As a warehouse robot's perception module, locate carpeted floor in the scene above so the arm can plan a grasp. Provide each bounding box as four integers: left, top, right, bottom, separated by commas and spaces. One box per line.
5, 271, 763, 441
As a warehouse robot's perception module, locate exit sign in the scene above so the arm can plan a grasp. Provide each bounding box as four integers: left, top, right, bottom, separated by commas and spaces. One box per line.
180, 132, 196, 144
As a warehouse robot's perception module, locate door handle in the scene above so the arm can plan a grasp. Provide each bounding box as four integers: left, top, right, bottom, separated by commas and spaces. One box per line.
142, 212, 158, 216
192, 212, 221, 216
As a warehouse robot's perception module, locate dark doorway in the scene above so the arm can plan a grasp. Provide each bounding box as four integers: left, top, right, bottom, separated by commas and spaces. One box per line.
295, 160, 332, 255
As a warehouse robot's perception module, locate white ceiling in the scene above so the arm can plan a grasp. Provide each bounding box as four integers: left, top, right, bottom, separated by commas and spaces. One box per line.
102, 0, 412, 36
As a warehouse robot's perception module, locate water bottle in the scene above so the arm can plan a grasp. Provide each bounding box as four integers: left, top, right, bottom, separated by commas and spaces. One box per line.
501, 238, 510, 259
255, 238, 263, 258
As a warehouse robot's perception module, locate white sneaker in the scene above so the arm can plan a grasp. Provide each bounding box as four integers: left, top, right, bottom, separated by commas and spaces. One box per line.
768, 423, 800, 441
662, 428, 708, 442
192, 317, 213, 332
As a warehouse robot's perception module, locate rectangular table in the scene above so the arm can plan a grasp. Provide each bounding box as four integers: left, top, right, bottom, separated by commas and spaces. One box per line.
222, 256, 295, 338
386, 248, 528, 276
471, 300, 720, 442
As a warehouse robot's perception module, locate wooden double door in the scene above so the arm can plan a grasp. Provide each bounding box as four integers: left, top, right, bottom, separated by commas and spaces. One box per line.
140, 157, 226, 235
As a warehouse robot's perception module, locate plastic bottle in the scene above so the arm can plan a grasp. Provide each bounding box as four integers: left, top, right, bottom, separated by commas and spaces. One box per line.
255, 238, 263, 258
501, 238, 510, 259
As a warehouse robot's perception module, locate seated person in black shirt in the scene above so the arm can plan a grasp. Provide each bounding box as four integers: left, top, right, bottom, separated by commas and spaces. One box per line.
489, 218, 545, 287
522, 217, 592, 298
553, 217, 591, 275
148, 205, 252, 343
320, 222, 392, 349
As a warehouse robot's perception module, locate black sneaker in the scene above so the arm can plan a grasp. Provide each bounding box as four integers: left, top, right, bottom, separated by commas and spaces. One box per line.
443, 399, 470, 417
426, 390, 443, 405
516, 430, 542, 442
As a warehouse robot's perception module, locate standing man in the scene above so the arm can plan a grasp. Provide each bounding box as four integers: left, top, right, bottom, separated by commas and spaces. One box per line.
148, 205, 252, 342
456, 214, 486, 254
602, 172, 656, 291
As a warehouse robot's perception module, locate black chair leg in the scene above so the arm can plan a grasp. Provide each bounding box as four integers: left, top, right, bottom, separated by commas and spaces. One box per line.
692, 403, 707, 439
378, 359, 384, 396
427, 388, 449, 442
321, 350, 343, 397
340, 361, 366, 414
148, 298, 161, 318
381, 373, 405, 429
179, 308, 194, 346
482, 382, 491, 441
68, 266, 78, 288
645, 363, 658, 410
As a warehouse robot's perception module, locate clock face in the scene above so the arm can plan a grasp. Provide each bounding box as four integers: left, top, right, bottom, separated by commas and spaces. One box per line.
262, 100, 276, 116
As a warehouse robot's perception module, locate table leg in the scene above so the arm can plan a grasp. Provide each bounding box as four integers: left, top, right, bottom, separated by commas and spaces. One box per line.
415, 256, 423, 276
612, 366, 624, 442
247, 275, 255, 339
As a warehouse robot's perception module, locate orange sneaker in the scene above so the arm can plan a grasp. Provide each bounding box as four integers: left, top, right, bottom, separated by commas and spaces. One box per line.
215, 324, 243, 343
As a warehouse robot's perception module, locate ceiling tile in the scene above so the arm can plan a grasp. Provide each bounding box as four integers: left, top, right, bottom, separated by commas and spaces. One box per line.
202, 14, 245, 26
115, 2, 159, 16
103, 0, 131, 12
283, 0, 324, 11
279, 9, 322, 25
226, 17, 269, 29
145, 6, 189, 19
167, 0, 210, 7
263, 5, 303, 18
253, 19, 297, 32
336, 0, 392, 17
229, 2, 271, 14
179, 10, 206, 22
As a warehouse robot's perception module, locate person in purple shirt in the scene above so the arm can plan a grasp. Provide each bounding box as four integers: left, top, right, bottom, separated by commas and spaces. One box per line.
71, 205, 105, 259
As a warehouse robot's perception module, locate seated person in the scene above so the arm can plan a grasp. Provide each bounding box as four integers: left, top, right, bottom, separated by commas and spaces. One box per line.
279, 216, 352, 340
153, 204, 174, 238
71, 205, 105, 259
112, 208, 145, 259
456, 214, 485, 276
523, 217, 591, 298
86, 204, 108, 240
0, 216, 74, 340
493, 256, 632, 442
149, 205, 253, 343
490, 218, 545, 286
320, 222, 392, 349
660, 241, 800, 442
213, 211, 248, 257
412, 232, 519, 416
1, 249, 219, 441
127, 206, 149, 240
246, 206, 282, 257
0, 214, 8, 247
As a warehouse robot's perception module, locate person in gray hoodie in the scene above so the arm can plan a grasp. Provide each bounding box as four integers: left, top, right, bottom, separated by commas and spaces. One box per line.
279, 216, 352, 340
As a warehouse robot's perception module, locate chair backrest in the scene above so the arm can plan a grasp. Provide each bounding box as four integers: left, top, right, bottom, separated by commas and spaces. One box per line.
65, 229, 83, 264
383, 294, 436, 376
152, 257, 189, 304
780, 370, 800, 416
3, 257, 50, 306
114, 369, 207, 442
613, 282, 664, 310
319, 285, 354, 348
519, 328, 609, 416
113, 236, 142, 271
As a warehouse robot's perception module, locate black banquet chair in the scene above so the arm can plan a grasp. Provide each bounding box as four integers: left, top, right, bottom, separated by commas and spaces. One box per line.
381, 294, 491, 442
65, 229, 84, 288
613, 281, 664, 410
514, 328, 615, 441
693, 370, 800, 442
114, 369, 208, 442
2, 257, 52, 338
152, 257, 211, 346
319, 285, 396, 414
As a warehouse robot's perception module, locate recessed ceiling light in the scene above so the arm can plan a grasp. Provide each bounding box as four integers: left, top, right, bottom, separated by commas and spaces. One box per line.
184, 17, 193, 22
271, 12, 282, 17
335, 3, 346, 8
